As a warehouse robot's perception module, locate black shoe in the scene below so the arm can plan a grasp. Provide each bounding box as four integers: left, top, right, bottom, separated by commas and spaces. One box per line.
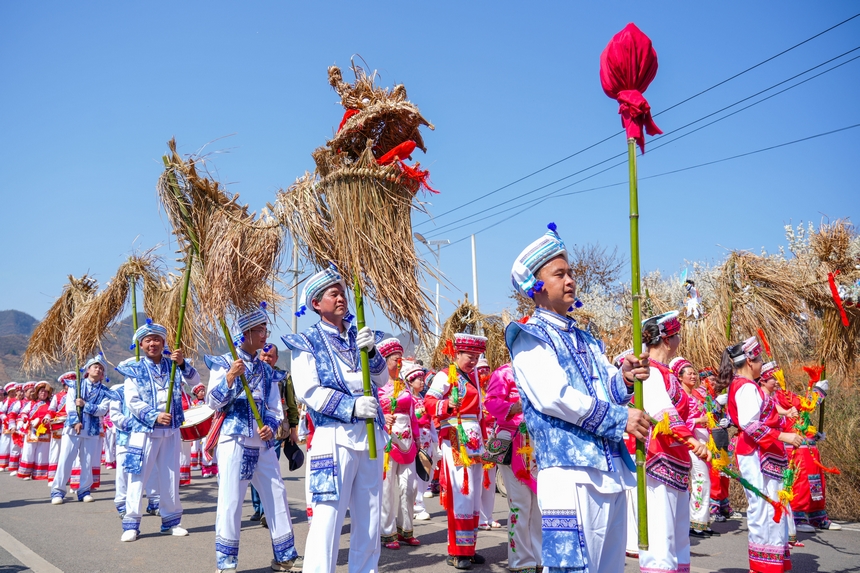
250, 510, 262, 521
690, 528, 709, 538
454, 558, 471, 570
705, 528, 720, 536
469, 554, 486, 564
260, 515, 268, 529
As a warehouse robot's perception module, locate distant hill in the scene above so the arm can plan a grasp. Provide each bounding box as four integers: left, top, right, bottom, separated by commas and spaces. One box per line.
0, 310, 231, 386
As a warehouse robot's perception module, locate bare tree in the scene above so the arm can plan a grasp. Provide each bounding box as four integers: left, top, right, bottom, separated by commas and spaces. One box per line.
569, 243, 625, 295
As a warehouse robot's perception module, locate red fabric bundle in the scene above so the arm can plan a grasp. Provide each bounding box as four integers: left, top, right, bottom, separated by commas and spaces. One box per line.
828, 271, 850, 327
600, 23, 663, 153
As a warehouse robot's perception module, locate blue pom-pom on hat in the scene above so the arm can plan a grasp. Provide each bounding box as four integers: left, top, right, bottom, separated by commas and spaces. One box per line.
547, 222, 557, 233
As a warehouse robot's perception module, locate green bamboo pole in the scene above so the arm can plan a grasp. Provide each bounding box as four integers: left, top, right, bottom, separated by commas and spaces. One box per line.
627, 137, 648, 550
725, 295, 733, 341
353, 275, 378, 459
75, 355, 83, 421
129, 276, 140, 361
219, 319, 265, 430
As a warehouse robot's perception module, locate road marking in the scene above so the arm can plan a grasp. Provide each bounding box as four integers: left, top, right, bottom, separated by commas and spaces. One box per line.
0, 527, 63, 573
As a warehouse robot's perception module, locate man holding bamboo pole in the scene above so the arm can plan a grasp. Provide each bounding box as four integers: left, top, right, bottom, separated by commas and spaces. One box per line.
117, 321, 198, 542
505, 223, 651, 573
205, 305, 299, 573
49, 355, 113, 504
283, 265, 387, 573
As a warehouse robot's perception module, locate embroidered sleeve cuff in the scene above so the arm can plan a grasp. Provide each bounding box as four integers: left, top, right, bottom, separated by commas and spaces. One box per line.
83, 402, 98, 415
263, 414, 280, 436
180, 361, 197, 379
367, 351, 386, 375
209, 379, 239, 409
505, 402, 518, 421
141, 405, 159, 428
610, 370, 634, 405
743, 420, 779, 444
318, 389, 357, 424
580, 399, 628, 442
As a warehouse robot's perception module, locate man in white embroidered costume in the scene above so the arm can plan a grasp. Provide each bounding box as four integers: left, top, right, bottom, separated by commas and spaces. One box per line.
424, 333, 489, 570
116, 320, 197, 541
206, 304, 298, 573
505, 223, 652, 573
50, 355, 114, 504
283, 265, 388, 573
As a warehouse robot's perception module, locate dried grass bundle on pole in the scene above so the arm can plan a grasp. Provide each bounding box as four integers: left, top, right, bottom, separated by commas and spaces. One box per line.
66, 251, 163, 360
156, 138, 284, 419
430, 300, 508, 371
22, 275, 98, 375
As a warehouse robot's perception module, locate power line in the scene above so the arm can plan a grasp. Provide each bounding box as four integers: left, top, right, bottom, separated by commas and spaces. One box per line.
442, 122, 860, 248
425, 47, 860, 238
416, 12, 860, 228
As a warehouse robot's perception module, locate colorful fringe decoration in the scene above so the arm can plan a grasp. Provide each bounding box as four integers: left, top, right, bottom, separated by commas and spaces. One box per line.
722, 466, 784, 523
483, 463, 493, 490
651, 412, 672, 438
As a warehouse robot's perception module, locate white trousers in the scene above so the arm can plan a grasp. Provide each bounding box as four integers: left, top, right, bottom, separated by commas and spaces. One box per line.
738, 453, 789, 572
304, 443, 383, 573
499, 465, 541, 571
480, 464, 497, 525
104, 426, 116, 464
114, 447, 160, 514
381, 459, 417, 540
179, 439, 192, 484
122, 430, 182, 532
0, 432, 10, 468
215, 436, 297, 570
50, 433, 100, 500
625, 488, 639, 556
537, 467, 627, 573
48, 436, 61, 481
638, 477, 691, 573
689, 428, 711, 530
19, 439, 36, 476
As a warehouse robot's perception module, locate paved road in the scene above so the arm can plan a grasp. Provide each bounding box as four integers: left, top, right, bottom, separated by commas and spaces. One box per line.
0, 451, 857, 573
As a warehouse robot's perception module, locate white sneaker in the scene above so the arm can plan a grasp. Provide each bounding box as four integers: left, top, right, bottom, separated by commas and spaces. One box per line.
121, 530, 138, 542
8, 471, 17, 477
796, 523, 816, 533
414, 511, 430, 521
82, 495, 95, 503
51, 497, 64, 505
168, 526, 189, 537
423, 491, 433, 498
823, 522, 842, 531
23, 476, 31, 481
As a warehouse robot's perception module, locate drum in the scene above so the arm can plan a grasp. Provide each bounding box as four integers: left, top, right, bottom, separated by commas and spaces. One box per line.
50, 416, 67, 432
180, 405, 215, 442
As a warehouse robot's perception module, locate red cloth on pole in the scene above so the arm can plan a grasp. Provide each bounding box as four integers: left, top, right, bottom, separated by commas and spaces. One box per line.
600, 23, 663, 153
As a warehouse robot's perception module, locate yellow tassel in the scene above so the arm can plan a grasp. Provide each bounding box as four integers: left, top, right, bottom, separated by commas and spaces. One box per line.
711, 448, 729, 472
36, 425, 47, 436
383, 450, 391, 476
448, 363, 457, 385
798, 396, 816, 412
482, 462, 495, 470
706, 411, 717, 430
459, 444, 472, 467
775, 370, 786, 391
516, 444, 534, 456
652, 412, 672, 438
806, 424, 817, 435
778, 489, 795, 505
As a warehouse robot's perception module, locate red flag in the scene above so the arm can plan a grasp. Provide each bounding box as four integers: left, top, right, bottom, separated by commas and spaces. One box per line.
600, 23, 663, 153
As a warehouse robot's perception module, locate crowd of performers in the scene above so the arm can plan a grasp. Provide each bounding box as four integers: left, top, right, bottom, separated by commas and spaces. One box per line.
0, 223, 842, 573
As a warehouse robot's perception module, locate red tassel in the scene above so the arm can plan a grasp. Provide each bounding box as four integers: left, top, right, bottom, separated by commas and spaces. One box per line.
812, 457, 841, 475
802, 365, 824, 388
483, 467, 491, 490
828, 271, 850, 327
514, 468, 532, 483
337, 108, 360, 133
771, 501, 784, 523
398, 160, 439, 194
757, 328, 772, 358
461, 465, 470, 495
378, 141, 417, 165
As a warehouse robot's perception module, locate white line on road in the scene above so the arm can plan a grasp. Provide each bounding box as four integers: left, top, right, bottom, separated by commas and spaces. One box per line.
0, 526, 63, 573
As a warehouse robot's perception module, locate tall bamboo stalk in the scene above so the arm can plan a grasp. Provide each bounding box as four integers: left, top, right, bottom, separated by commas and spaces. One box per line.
130, 276, 141, 361
219, 320, 264, 429
627, 137, 648, 550
75, 355, 83, 420
353, 275, 378, 459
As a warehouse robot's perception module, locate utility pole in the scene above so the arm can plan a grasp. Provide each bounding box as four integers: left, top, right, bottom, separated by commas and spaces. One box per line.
471, 234, 479, 308
414, 233, 450, 341
291, 242, 300, 334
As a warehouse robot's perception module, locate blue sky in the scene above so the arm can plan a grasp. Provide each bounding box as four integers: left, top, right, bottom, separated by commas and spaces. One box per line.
1, 2, 858, 343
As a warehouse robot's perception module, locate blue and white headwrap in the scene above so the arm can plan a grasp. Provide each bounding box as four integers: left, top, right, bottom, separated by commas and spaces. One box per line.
511, 222, 568, 298
237, 302, 269, 333
131, 319, 168, 350
296, 263, 347, 317
82, 353, 108, 372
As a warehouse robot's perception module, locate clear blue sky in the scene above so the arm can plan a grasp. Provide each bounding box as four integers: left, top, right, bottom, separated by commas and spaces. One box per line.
1, 2, 858, 343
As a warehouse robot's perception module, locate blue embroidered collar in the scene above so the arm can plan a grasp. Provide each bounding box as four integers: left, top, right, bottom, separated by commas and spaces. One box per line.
316, 320, 358, 372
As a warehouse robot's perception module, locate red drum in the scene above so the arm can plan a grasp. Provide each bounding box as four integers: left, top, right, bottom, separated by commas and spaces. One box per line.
180, 405, 215, 442
51, 417, 67, 432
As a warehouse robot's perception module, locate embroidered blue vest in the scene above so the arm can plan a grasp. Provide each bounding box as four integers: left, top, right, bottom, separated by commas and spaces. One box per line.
282, 322, 386, 429
506, 309, 634, 473
205, 349, 285, 443
115, 357, 192, 432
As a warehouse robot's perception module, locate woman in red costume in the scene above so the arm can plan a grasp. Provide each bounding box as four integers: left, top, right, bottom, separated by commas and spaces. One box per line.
724, 337, 802, 573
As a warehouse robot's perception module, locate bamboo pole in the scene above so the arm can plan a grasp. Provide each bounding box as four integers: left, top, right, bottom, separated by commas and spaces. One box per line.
130, 276, 140, 361
353, 275, 378, 459
74, 355, 83, 421
627, 137, 648, 550
219, 319, 265, 430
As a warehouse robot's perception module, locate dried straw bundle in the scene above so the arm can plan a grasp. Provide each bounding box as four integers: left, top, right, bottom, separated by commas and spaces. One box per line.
276, 64, 436, 336
66, 251, 163, 359
22, 275, 98, 374
144, 271, 205, 353
157, 139, 284, 327
716, 251, 806, 364
430, 300, 508, 371
325, 64, 434, 162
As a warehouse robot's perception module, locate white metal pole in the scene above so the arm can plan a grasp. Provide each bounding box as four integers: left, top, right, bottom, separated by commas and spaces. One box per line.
435, 244, 442, 340
291, 242, 300, 334
471, 234, 479, 308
